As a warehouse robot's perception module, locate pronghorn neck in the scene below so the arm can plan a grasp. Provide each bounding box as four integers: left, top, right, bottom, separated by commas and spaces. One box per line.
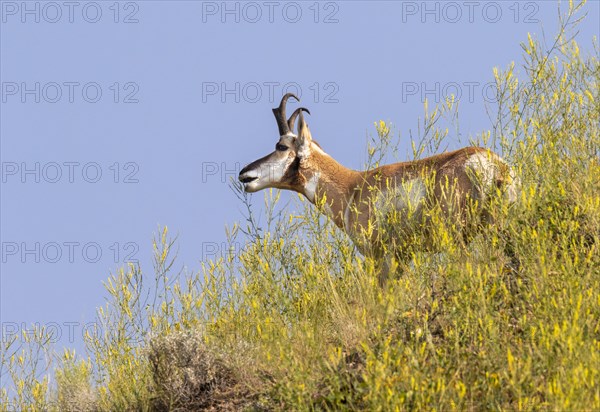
300, 143, 360, 228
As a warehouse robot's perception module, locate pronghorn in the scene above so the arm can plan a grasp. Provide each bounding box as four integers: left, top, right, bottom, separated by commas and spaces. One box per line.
239, 94, 518, 284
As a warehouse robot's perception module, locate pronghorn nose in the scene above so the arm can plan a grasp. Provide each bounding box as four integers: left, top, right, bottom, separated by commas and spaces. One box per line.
239, 164, 251, 177
239, 165, 258, 184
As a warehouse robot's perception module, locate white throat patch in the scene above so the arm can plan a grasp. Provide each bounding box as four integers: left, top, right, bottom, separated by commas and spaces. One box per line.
304, 172, 320, 202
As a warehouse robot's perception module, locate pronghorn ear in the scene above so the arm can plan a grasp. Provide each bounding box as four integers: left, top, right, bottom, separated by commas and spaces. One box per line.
296, 111, 312, 158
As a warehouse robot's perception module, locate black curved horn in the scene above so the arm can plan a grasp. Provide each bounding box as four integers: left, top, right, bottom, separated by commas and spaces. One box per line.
272, 93, 299, 136
287, 107, 311, 133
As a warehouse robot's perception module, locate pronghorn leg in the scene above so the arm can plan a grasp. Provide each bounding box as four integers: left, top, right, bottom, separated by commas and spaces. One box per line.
378, 254, 399, 287
501, 228, 521, 276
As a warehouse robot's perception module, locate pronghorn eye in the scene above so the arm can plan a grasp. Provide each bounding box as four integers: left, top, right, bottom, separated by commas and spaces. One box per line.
276, 144, 288, 152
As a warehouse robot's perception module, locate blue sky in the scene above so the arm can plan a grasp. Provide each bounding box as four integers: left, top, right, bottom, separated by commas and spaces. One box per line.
1, 1, 599, 353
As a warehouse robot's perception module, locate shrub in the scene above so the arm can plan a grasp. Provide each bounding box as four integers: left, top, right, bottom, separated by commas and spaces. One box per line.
147, 331, 256, 411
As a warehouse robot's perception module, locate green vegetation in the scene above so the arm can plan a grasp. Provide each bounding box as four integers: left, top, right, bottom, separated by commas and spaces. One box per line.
2, 2, 598, 410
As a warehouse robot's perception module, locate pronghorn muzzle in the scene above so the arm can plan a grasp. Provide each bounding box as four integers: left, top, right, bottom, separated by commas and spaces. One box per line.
239, 155, 268, 184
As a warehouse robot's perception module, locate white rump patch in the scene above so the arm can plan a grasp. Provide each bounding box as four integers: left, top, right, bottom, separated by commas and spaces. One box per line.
465, 151, 521, 203
465, 152, 498, 190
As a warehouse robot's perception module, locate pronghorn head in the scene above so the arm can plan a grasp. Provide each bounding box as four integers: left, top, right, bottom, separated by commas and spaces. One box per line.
239, 93, 315, 194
